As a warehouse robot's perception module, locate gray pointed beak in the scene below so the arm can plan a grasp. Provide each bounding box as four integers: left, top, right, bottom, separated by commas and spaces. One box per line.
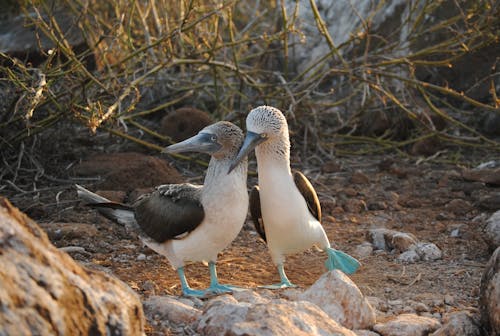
228, 131, 265, 174
163, 132, 221, 154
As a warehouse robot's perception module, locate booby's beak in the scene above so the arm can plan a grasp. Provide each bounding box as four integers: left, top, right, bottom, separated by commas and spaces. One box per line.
163, 132, 221, 155
228, 131, 265, 174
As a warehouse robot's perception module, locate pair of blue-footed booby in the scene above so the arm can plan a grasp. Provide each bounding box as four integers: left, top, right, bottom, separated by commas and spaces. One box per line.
77, 121, 249, 297
229, 105, 360, 288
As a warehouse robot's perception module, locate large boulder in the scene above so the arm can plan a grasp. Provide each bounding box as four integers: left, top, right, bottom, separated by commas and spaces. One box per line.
299, 270, 376, 330
197, 295, 356, 336
480, 246, 500, 335
484, 211, 500, 251
0, 198, 145, 335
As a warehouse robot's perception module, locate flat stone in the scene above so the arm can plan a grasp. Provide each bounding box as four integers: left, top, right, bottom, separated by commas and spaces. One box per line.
431, 311, 481, 336
484, 210, 500, 250
415, 242, 442, 261
373, 313, 441, 336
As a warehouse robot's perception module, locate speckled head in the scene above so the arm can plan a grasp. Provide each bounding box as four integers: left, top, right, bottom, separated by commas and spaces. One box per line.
228, 106, 290, 173
164, 121, 244, 160
245, 106, 288, 140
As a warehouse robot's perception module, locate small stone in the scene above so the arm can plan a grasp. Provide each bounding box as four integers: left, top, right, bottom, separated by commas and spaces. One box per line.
322, 160, 342, 173
444, 295, 455, 305
353, 242, 374, 259
351, 170, 370, 184
479, 246, 500, 335
141, 280, 157, 292
343, 199, 367, 213
136, 253, 146, 261
414, 302, 430, 313
353, 330, 380, 336
415, 242, 442, 261
398, 250, 421, 263
444, 199, 472, 216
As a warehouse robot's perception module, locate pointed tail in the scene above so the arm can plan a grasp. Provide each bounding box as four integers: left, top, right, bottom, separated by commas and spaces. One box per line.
75, 184, 136, 227
325, 247, 361, 275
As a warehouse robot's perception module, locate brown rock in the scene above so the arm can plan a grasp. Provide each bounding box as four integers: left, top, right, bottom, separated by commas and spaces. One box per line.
322, 161, 343, 173
38, 222, 99, 241
0, 198, 145, 335
73, 152, 184, 190
351, 170, 370, 184
462, 168, 500, 186
480, 246, 500, 335
160, 107, 212, 142
373, 313, 441, 336
444, 199, 472, 216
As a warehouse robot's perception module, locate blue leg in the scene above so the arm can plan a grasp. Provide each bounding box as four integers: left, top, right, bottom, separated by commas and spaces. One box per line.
259, 263, 296, 289
206, 261, 243, 294
177, 267, 205, 297
325, 247, 360, 274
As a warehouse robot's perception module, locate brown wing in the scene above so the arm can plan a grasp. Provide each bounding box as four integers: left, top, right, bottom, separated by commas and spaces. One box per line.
249, 185, 266, 242
293, 171, 321, 222
133, 184, 204, 243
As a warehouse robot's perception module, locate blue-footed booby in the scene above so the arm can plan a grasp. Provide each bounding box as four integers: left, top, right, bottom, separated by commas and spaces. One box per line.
77, 121, 249, 297
229, 106, 360, 289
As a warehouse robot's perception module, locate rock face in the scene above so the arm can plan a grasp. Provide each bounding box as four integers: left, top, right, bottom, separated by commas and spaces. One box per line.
480, 246, 500, 335
299, 271, 376, 330
0, 198, 145, 335
197, 295, 356, 336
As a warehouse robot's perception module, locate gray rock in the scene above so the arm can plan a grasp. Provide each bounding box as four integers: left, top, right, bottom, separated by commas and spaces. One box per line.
415, 242, 442, 261
0, 198, 145, 335
373, 313, 441, 336
354, 242, 374, 259
484, 211, 500, 250
431, 311, 481, 336
299, 270, 376, 330
197, 296, 356, 336
143, 295, 201, 325
398, 250, 421, 263
367, 228, 418, 252
480, 246, 500, 335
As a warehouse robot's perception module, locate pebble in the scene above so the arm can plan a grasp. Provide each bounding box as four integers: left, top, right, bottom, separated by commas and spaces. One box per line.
351, 170, 370, 184
137, 253, 146, 261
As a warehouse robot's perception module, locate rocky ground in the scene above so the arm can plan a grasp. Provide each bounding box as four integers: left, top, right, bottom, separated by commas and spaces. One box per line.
2, 120, 500, 335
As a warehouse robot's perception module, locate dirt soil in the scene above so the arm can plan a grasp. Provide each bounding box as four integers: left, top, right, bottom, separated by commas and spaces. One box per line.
3, 124, 497, 335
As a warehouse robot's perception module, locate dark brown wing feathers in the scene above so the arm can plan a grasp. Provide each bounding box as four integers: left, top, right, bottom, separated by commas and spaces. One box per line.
293, 171, 321, 221
249, 185, 266, 242
133, 184, 204, 243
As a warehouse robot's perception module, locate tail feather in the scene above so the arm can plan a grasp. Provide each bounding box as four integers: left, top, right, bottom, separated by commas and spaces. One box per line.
75, 184, 136, 227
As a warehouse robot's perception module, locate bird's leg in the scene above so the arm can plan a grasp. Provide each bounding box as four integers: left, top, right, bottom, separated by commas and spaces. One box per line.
259, 263, 296, 289
206, 261, 242, 294
177, 267, 205, 297
324, 247, 361, 274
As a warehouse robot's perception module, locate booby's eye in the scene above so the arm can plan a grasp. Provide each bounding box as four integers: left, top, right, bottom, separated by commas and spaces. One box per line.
260, 133, 268, 139
210, 135, 217, 142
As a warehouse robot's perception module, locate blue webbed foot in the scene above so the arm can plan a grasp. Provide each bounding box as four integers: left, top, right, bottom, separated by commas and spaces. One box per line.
181, 287, 207, 298
325, 247, 360, 274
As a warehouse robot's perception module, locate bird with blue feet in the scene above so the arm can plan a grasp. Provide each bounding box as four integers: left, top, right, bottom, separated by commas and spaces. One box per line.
77, 121, 248, 297
229, 106, 360, 289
